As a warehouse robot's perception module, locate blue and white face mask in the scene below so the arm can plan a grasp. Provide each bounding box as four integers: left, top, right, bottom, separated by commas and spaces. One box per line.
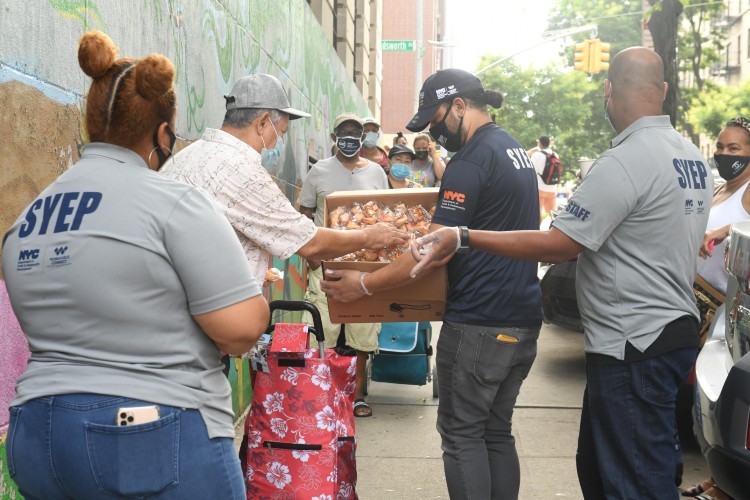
261, 120, 283, 168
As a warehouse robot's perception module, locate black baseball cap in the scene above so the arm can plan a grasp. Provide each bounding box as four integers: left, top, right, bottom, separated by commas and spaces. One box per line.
406, 68, 484, 132
388, 143, 416, 160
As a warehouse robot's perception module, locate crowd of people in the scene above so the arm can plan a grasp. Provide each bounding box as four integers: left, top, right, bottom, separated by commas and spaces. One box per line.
2, 28, 745, 500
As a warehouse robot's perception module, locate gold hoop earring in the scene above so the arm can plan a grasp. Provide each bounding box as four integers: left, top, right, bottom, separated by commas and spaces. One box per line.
147, 146, 158, 167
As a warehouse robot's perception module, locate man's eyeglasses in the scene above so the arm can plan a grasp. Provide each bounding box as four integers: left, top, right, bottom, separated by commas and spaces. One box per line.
335, 129, 364, 138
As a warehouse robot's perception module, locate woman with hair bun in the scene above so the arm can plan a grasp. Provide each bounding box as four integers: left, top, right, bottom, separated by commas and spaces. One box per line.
2, 31, 268, 499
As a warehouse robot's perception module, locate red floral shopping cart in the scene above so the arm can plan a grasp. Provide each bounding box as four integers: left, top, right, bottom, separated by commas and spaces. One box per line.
243, 301, 357, 499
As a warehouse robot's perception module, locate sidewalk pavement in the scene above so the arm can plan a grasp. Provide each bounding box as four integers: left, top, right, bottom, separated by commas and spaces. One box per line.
353, 322, 709, 499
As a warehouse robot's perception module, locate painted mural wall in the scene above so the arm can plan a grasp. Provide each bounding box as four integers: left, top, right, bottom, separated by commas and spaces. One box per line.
0, 1, 370, 497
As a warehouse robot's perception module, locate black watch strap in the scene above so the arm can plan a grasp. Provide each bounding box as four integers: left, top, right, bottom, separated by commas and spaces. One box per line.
457, 226, 470, 253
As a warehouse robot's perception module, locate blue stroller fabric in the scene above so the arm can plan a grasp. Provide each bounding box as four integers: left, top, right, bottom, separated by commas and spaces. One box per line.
372, 322, 431, 386
377, 322, 419, 352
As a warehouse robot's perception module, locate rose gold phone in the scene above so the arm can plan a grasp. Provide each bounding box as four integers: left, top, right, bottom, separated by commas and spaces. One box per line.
116, 405, 160, 426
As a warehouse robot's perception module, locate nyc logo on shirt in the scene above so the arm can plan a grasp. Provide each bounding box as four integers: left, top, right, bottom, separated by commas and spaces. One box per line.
439, 190, 467, 212
13, 192, 101, 272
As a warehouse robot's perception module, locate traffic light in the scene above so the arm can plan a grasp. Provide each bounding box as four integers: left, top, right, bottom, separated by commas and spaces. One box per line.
599, 41, 611, 72
574, 41, 590, 73
589, 39, 601, 74
588, 39, 611, 74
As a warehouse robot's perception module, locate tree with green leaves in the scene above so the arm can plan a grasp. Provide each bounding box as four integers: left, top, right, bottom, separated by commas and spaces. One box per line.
675, 0, 725, 142
546, 0, 726, 141
687, 78, 750, 138
470, 0, 730, 181
476, 58, 609, 182
547, 0, 642, 60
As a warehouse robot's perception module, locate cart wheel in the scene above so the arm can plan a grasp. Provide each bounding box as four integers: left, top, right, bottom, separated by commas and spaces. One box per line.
432, 364, 439, 398
364, 357, 372, 397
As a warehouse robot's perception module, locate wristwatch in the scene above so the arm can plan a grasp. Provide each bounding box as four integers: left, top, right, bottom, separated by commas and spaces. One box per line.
457, 226, 470, 253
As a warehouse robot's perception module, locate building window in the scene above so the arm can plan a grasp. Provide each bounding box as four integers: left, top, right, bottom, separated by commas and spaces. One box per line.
352, 2, 358, 82
738, 35, 742, 65
333, 1, 339, 51
727, 41, 732, 68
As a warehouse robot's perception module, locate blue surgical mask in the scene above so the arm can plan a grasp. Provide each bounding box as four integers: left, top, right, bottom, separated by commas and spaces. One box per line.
390, 163, 412, 180
261, 120, 283, 168
336, 136, 362, 157
363, 131, 379, 148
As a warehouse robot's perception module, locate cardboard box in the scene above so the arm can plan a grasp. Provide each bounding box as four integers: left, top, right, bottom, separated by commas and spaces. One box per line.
322, 188, 447, 323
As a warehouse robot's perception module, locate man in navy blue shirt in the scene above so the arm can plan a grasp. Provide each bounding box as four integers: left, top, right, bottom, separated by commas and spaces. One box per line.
322, 69, 542, 499
409, 49, 712, 499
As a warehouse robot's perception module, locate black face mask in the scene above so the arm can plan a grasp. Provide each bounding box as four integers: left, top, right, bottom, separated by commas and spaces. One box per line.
715, 154, 750, 181
153, 124, 177, 170
335, 136, 362, 158
429, 103, 464, 153
415, 150, 429, 161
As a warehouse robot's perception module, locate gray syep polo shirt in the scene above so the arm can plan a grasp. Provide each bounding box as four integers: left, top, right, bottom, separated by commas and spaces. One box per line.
2, 143, 261, 438
553, 116, 712, 359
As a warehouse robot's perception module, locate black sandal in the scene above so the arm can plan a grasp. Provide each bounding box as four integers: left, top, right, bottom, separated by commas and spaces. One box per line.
680, 480, 712, 497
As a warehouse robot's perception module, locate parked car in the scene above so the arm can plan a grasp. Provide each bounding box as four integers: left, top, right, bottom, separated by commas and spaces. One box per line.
539, 259, 582, 332
538, 211, 583, 333
693, 220, 750, 499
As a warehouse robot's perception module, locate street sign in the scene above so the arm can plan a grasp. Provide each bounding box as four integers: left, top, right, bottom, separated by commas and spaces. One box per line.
382, 40, 415, 52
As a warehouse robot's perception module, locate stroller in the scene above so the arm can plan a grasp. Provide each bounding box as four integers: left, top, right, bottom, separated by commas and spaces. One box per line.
366, 321, 438, 398
242, 300, 358, 499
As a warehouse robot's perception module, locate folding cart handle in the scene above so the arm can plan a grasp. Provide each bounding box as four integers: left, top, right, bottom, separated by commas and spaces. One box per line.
268, 300, 326, 358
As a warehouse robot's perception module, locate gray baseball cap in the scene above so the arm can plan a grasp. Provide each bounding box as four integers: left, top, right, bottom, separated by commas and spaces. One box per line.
224, 73, 311, 120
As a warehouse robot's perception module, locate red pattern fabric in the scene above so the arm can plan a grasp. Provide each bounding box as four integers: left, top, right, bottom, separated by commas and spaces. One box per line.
270, 323, 310, 354
245, 325, 357, 499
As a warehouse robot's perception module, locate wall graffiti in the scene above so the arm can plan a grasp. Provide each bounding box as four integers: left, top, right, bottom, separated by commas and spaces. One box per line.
0, 1, 370, 496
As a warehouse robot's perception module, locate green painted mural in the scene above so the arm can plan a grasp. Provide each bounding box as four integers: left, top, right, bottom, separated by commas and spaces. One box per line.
0, 440, 20, 500
0, 1, 371, 496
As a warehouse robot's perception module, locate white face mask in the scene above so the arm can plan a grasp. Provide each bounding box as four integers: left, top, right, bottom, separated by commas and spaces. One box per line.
363, 131, 379, 148
260, 120, 283, 168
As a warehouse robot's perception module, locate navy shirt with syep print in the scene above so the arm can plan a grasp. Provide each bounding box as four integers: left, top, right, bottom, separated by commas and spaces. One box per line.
431, 123, 542, 327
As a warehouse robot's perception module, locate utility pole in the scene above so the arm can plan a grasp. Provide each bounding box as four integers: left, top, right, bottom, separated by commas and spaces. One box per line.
414, 0, 423, 114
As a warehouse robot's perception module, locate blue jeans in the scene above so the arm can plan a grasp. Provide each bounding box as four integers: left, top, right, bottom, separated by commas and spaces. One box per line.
576, 347, 696, 500
436, 321, 540, 500
6, 393, 244, 499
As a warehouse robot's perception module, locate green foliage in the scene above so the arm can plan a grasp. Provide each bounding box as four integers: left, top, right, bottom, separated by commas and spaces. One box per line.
470, 0, 734, 170
687, 79, 750, 138
677, 0, 724, 89
548, 0, 642, 65
478, 58, 611, 178
677, 0, 727, 139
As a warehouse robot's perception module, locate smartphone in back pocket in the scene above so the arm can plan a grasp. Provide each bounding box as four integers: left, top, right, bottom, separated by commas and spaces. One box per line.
116, 405, 160, 426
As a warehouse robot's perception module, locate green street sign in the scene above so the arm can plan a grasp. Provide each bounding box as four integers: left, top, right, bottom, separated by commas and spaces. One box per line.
382, 40, 415, 52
